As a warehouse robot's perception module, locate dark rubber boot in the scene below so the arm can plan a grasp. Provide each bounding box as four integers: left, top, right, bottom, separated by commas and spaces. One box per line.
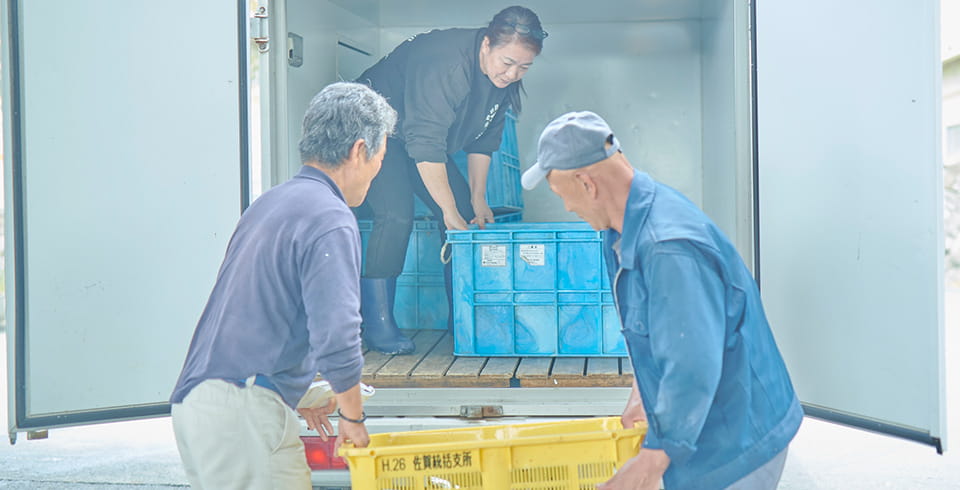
360, 277, 416, 355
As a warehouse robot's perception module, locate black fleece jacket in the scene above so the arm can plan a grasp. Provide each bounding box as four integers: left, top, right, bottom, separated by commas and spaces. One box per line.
357, 28, 514, 164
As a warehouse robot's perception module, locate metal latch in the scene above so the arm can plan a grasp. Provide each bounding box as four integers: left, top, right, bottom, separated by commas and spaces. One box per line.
250, 5, 269, 53
459, 405, 503, 419
27, 430, 49, 440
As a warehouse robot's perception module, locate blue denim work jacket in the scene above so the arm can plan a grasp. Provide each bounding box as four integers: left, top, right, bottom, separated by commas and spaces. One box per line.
604, 170, 803, 489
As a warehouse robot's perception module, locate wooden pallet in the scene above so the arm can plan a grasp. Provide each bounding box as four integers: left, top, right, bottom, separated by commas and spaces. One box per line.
358, 330, 634, 388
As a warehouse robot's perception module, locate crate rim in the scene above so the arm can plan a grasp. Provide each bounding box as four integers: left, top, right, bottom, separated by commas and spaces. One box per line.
338, 422, 646, 459
444, 222, 604, 245
445, 222, 593, 232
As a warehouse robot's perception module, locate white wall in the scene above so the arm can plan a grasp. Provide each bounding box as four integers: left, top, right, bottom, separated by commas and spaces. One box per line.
758, 0, 944, 439
519, 21, 705, 223
942, 62, 960, 286
700, 0, 754, 262
943, 0, 960, 62
8, 0, 244, 414
284, 0, 380, 179
942, 0, 960, 285
378, 18, 706, 224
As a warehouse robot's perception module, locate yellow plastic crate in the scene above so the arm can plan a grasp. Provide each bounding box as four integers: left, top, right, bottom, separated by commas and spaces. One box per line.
339, 416, 646, 490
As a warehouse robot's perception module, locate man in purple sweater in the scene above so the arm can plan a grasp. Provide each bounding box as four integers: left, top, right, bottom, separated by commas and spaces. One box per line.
170, 82, 396, 489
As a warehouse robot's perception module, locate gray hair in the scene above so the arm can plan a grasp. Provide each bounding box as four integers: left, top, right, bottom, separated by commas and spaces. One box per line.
298, 82, 397, 167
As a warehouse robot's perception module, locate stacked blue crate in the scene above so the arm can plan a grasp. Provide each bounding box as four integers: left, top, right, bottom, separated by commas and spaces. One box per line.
395, 221, 448, 331
357, 212, 526, 331
415, 110, 523, 218
453, 110, 523, 214
358, 220, 446, 330
446, 222, 626, 357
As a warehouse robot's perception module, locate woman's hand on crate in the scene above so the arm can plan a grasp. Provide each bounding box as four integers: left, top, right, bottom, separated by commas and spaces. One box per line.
443, 209, 469, 231
470, 199, 494, 229
297, 399, 337, 441
596, 448, 669, 490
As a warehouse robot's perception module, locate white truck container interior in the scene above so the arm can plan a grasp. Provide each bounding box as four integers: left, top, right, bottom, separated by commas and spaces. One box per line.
267, 0, 754, 414
3, 0, 944, 473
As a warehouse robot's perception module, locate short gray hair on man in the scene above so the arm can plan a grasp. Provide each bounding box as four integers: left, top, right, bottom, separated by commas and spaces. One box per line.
298, 82, 397, 167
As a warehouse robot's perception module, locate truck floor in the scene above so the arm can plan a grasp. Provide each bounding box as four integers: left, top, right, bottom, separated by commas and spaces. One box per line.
357, 329, 633, 389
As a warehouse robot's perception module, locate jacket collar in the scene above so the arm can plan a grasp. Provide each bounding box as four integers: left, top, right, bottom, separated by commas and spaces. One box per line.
295, 164, 348, 204
617, 169, 656, 270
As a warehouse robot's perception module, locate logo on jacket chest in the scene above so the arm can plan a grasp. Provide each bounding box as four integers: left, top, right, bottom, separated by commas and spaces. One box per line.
476, 103, 500, 139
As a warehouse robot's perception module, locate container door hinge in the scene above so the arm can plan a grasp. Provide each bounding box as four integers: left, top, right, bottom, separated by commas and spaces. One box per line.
460, 405, 503, 419
250, 5, 269, 53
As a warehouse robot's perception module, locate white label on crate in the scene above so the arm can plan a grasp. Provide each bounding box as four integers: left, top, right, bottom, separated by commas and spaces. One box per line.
481, 245, 507, 267
520, 244, 545, 266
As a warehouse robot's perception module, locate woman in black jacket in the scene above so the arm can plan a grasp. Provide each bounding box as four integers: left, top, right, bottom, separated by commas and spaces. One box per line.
355, 6, 546, 354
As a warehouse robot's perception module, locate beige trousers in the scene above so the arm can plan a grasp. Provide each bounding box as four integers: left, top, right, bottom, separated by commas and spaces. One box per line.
171, 378, 311, 490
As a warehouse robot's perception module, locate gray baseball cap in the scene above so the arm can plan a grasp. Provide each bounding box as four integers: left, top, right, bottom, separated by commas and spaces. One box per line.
521, 111, 620, 190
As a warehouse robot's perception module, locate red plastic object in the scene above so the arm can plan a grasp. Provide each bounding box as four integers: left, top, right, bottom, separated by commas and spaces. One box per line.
301, 436, 348, 470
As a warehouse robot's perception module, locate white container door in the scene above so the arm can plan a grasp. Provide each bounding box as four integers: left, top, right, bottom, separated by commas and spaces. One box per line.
756, 1, 946, 451
3, 0, 250, 441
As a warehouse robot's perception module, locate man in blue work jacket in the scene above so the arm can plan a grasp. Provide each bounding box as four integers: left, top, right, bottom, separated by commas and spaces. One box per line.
522, 111, 803, 490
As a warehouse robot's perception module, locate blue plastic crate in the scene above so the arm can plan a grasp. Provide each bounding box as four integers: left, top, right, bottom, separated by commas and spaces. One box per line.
357, 213, 526, 331
358, 220, 447, 330
416, 111, 522, 217
493, 211, 523, 223
446, 222, 626, 357
413, 195, 433, 219
451, 110, 523, 214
